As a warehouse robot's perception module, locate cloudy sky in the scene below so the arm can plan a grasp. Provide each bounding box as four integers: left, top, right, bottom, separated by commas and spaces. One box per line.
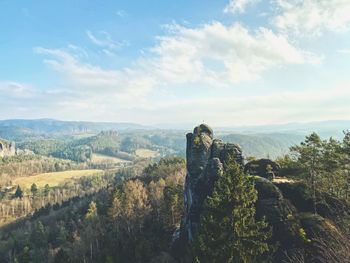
1, 0, 350, 126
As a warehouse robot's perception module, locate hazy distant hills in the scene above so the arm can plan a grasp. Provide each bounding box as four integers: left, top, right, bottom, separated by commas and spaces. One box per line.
0, 119, 349, 159
217, 120, 350, 138
0, 119, 153, 141
219, 133, 304, 159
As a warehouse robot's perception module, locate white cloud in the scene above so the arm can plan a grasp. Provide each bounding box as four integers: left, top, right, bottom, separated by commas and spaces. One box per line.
132, 85, 350, 126
149, 22, 320, 85
29, 21, 323, 123
116, 10, 128, 18
274, 0, 350, 36
34, 47, 156, 97
337, 49, 350, 54
86, 30, 125, 50
0, 81, 35, 97
36, 22, 320, 93
1, 80, 349, 125
224, 0, 260, 14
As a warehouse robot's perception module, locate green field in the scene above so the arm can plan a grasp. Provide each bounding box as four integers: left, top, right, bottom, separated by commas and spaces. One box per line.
13, 169, 104, 189
135, 148, 159, 158
91, 153, 131, 164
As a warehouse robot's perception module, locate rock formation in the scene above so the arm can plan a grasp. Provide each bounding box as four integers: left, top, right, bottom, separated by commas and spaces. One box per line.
244, 158, 280, 179
0, 139, 16, 157
183, 124, 243, 241
180, 124, 349, 262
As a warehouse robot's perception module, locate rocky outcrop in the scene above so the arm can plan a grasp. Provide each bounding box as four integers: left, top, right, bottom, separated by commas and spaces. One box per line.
183, 124, 243, 241
244, 158, 280, 179
0, 139, 16, 157
180, 124, 349, 262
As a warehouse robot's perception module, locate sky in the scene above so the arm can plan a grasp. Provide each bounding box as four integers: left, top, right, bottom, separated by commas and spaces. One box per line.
0, 0, 350, 126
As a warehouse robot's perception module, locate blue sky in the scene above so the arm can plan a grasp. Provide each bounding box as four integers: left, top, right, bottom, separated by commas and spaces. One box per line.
1, 0, 350, 126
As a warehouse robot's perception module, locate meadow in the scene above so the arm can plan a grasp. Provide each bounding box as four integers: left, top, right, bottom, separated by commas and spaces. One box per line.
91, 153, 130, 164
135, 148, 159, 158
13, 169, 104, 189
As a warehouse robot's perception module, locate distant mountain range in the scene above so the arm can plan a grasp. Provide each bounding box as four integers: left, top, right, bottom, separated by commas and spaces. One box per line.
0, 119, 349, 158
1, 118, 349, 136
218, 133, 304, 159
0, 119, 153, 140
153, 120, 350, 138
216, 120, 350, 138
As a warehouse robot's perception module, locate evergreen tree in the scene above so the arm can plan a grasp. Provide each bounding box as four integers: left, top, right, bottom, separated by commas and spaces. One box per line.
190, 156, 271, 263
43, 184, 50, 196
290, 132, 322, 214
321, 137, 342, 196
31, 183, 38, 198
31, 221, 47, 248
14, 185, 23, 199
341, 131, 350, 200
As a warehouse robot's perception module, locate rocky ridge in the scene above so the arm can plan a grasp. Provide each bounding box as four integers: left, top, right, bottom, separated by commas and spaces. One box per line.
184, 124, 243, 241
180, 124, 349, 262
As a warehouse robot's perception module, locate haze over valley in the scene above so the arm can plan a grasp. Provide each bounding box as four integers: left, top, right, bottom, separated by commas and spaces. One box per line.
1, 0, 350, 262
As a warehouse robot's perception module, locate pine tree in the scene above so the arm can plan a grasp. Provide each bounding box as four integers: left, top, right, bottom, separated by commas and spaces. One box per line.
43, 184, 50, 197
31, 221, 47, 248
31, 183, 38, 198
321, 137, 342, 196
341, 131, 350, 200
290, 132, 323, 214
15, 185, 23, 199
190, 156, 271, 263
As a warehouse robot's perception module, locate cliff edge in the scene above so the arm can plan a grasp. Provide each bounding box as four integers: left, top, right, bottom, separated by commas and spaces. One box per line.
180, 124, 349, 262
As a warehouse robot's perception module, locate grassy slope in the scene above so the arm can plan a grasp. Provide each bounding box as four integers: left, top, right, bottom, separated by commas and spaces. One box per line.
135, 148, 159, 158
91, 153, 131, 164
13, 169, 103, 189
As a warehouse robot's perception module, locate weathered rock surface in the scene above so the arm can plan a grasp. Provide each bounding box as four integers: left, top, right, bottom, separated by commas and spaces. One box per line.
0, 139, 16, 157
244, 158, 280, 179
180, 124, 349, 262
183, 124, 243, 241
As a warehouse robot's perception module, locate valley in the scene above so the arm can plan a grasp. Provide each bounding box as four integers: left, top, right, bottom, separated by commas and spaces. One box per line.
2, 0, 350, 261
0, 120, 349, 262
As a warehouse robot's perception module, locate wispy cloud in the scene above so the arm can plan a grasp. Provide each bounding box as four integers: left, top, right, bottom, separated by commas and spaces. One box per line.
337, 49, 350, 54
0, 81, 35, 97
34, 46, 155, 98
130, 84, 350, 126
149, 22, 320, 85
273, 0, 350, 37
116, 10, 128, 18
86, 30, 126, 50
28, 20, 325, 123
224, 0, 260, 14
3, 79, 347, 126
36, 22, 320, 97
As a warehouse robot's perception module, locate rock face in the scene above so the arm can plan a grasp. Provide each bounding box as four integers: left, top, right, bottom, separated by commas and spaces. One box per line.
244, 158, 280, 179
0, 139, 16, 158
180, 124, 349, 262
183, 124, 243, 241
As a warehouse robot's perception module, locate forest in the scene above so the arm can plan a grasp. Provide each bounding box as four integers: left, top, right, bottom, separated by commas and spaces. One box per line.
0, 127, 349, 262
2, 0, 350, 261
